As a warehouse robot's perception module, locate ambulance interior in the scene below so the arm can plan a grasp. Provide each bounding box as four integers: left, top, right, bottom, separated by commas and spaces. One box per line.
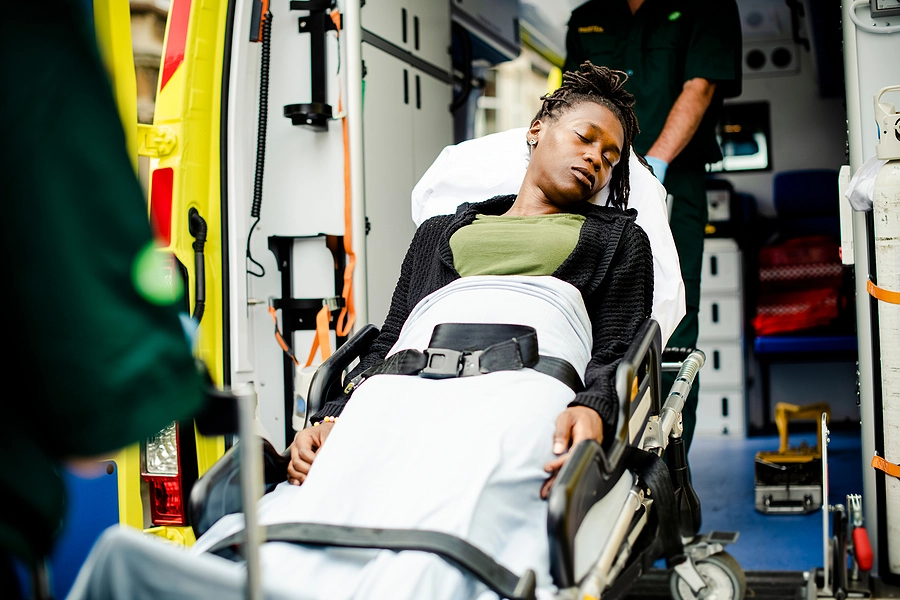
31, 0, 900, 598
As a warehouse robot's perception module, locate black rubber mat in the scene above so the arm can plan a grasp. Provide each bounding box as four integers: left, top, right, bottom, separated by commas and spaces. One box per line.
623, 569, 808, 599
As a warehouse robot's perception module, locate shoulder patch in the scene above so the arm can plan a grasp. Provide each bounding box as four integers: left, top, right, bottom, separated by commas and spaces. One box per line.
578, 25, 605, 33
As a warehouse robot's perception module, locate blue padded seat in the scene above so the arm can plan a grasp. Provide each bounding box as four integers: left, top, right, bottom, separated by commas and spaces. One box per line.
754, 334, 857, 355
770, 169, 840, 238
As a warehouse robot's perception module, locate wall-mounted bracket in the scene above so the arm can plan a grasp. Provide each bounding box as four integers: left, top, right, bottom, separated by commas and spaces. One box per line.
284, 0, 338, 131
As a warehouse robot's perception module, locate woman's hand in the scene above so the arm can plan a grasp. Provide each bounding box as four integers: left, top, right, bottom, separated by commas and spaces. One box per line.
540, 406, 604, 499
287, 422, 335, 485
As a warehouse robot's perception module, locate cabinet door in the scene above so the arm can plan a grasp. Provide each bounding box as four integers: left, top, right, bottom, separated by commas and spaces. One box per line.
410, 0, 451, 71
699, 341, 744, 387
697, 388, 746, 437
698, 295, 742, 341
361, 44, 416, 329
362, 0, 409, 51
411, 69, 453, 182
701, 240, 741, 293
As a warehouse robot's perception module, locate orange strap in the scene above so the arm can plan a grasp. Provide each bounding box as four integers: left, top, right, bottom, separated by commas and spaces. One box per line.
305, 306, 333, 367
872, 454, 900, 479
867, 279, 900, 305
330, 8, 356, 337
268, 306, 299, 367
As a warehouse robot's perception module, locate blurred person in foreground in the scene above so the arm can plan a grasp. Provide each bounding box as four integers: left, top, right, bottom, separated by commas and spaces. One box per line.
0, 1, 206, 595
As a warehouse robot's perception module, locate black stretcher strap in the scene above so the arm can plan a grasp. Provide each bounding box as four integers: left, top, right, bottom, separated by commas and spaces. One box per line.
350, 323, 584, 394
623, 446, 686, 568
207, 523, 537, 600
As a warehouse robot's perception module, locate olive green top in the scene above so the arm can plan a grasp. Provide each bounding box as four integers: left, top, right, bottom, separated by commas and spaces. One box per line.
450, 213, 586, 276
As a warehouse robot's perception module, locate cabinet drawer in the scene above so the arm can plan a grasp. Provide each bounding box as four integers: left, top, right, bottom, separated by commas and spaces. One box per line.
702, 240, 741, 293
698, 295, 742, 341
697, 341, 743, 386
696, 387, 745, 437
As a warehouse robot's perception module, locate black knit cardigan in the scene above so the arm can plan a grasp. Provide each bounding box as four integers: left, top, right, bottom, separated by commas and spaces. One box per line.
313, 195, 654, 444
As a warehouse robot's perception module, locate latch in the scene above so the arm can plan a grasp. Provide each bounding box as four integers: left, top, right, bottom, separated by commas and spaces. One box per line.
137, 124, 177, 158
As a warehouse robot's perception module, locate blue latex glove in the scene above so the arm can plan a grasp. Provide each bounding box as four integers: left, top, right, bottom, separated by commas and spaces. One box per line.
644, 155, 668, 184
179, 312, 200, 352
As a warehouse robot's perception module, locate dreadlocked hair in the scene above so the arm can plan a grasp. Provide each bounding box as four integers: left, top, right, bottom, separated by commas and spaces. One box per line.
532, 62, 641, 210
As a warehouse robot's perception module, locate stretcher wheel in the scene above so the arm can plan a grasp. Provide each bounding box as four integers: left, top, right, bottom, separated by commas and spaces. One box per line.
669, 551, 746, 600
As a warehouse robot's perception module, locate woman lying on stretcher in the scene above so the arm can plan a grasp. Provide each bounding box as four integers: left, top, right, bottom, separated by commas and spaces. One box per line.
68, 62, 657, 600
288, 62, 653, 500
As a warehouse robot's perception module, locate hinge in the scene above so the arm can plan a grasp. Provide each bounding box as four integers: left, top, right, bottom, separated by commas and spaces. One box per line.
137, 124, 177, 158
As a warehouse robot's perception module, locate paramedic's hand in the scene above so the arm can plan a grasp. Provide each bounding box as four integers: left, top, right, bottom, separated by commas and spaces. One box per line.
644, 155, 668, 184
287, 423, 335, 485
540, 407, 604, 499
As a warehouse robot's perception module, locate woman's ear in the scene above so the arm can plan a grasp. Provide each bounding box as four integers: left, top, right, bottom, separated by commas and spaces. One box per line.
527, 120, 542, 143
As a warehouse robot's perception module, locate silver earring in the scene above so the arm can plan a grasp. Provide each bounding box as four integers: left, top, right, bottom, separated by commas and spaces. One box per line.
529, 138, 537, 146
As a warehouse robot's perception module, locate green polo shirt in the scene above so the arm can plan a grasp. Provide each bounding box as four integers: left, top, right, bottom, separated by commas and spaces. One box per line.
565, 0, 742, 169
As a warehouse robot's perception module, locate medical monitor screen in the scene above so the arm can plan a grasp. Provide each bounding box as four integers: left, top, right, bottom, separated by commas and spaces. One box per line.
707, 101, 772, 174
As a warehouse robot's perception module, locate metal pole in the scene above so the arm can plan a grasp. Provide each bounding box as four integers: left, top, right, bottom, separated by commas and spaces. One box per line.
237, 384, 265, 600
344, 0, 368, 327
822, 413, 832, 597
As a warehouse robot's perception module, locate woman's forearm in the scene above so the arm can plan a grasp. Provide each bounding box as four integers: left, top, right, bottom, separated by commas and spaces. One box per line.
575, 222, 654, 441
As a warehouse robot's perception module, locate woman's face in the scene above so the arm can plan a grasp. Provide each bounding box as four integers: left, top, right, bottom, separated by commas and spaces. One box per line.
527, 102, 625, 208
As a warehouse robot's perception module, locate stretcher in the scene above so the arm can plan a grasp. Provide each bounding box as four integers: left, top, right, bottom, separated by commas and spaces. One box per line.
67, 128, 743, 600
182, 317, 744, 600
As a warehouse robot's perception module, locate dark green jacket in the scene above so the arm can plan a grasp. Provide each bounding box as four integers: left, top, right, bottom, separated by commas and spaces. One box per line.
0, 0, 205, 563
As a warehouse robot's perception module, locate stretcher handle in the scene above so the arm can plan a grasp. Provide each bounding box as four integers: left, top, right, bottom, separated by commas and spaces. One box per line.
306, 324, 379, 413
773, 401, 831, 455
614, 319, 662, 461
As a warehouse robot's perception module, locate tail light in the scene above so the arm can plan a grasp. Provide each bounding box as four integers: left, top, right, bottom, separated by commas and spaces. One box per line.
149, 167, 174, 245
141, 420, 198, 527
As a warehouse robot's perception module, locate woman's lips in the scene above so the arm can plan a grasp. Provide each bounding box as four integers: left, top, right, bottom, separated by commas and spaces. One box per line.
572, 166, 595, 188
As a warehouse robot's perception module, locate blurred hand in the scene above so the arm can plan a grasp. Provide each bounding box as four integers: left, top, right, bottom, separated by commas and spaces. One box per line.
540, 406, 604, 499
287, 422, 335, 485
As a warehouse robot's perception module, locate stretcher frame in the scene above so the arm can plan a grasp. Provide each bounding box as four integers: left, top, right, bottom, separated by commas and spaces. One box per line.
190, 318, 740, 600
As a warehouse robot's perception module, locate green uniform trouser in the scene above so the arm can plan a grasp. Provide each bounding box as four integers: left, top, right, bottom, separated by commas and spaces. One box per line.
661, 167, 707, 454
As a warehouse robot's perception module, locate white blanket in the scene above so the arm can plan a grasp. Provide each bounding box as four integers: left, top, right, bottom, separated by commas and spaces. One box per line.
192, 276, 593, 599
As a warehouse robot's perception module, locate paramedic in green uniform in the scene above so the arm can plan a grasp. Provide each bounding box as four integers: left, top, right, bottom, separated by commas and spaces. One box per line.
565, 0, 742, 451
0, 0, 206, 594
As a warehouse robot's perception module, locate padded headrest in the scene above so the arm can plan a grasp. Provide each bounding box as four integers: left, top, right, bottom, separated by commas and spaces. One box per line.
412, 127, 655, 225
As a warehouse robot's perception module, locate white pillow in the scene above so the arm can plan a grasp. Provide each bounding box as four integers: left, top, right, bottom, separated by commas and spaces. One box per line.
411, 127, 686, 346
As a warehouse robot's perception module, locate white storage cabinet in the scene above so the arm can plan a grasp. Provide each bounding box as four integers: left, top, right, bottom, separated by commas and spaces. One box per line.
695, 237, 746, 437
360, 3, 453, 329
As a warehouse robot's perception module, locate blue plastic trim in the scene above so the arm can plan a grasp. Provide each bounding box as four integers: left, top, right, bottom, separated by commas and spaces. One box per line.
754, 334, 857, 355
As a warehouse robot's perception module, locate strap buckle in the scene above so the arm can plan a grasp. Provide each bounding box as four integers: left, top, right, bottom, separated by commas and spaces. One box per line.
420, 348, 463, 379
420, 349, 485, 379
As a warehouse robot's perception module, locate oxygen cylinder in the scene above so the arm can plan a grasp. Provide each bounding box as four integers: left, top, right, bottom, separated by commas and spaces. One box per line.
872, 85, 900, 577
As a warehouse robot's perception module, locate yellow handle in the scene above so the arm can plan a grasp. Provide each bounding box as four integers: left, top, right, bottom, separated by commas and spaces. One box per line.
773, 402, 831, 455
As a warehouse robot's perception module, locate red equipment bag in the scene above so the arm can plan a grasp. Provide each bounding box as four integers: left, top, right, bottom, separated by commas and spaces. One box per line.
753, 236, 844, 336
